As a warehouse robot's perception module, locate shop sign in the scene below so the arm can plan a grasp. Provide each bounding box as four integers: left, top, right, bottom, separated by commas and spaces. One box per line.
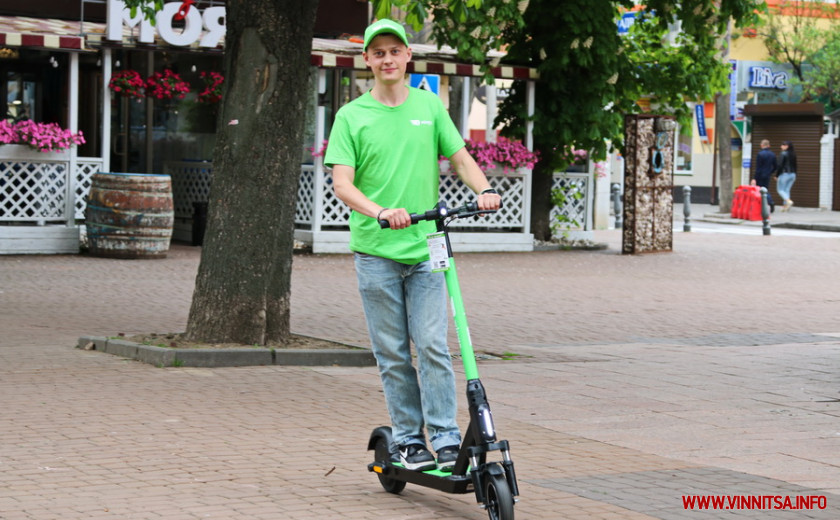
748, 66, 788, 90
106, 0, 226, 48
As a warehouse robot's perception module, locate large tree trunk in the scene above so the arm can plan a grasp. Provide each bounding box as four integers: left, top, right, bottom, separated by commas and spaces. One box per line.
715, 92, 733, 213
530, 151, 556, 242
185, 0, 319, 345
715, 22, 733, 213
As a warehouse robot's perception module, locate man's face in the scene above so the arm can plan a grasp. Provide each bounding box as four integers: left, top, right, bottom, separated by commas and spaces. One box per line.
363, 34, 411, 85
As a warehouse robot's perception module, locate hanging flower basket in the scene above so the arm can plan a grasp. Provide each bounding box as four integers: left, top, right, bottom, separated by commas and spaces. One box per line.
145, 69, 191, 101
0, 119, 85, 153
197, 71, 224, 104
108, 70, 146, 99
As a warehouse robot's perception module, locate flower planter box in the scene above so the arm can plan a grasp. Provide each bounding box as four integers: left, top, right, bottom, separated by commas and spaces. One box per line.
0, 144, 70, 162
0, 144, 80, 255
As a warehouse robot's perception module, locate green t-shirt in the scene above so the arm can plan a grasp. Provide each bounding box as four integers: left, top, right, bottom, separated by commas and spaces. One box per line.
324, 87, 465, 264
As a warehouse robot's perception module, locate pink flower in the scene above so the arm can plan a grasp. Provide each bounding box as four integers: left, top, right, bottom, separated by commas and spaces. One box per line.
460, 137, 539, 174
308, 139, 328, 157
0, 120, 85, 152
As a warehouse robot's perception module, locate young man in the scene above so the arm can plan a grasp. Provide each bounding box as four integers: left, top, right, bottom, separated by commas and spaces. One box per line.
324, 18, 501, 471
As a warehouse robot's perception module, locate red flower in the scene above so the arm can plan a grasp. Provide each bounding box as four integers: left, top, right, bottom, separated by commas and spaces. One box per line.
108, 70, 145, 99
198, 71, 224, 104
145, 69, 191, 100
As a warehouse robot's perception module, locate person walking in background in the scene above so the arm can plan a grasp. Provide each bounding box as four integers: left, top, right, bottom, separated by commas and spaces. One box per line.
776, 141, 797, 211
753, 139, 776, 212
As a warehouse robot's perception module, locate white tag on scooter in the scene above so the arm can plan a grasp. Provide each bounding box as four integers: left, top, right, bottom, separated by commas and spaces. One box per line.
427, 232, 449, 272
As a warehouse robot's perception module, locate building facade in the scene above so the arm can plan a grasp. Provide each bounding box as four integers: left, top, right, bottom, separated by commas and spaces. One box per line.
0, 0, 548, 254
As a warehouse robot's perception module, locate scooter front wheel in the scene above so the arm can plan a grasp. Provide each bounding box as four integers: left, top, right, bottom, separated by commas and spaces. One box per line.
484, 472, 514, 520
373, 435, 406, 494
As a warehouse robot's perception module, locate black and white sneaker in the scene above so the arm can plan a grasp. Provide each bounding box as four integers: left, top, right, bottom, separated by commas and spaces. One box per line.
436, 445, 459, 472
399, 444, 436, 471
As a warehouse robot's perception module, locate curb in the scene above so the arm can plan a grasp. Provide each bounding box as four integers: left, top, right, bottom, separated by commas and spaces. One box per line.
77, 336, 376, 368
772, 222, 840, 232
692, 216, 840, 233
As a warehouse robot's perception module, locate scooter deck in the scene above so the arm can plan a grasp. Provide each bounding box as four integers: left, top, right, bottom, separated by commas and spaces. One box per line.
368, 461, 473, 494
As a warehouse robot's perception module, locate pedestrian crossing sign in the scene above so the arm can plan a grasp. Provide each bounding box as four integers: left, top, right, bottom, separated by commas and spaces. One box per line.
410, 74, 440, 95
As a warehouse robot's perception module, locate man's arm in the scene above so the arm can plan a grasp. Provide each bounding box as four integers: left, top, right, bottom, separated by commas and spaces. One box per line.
448, 147, 502, 211
331, 165, 412, 229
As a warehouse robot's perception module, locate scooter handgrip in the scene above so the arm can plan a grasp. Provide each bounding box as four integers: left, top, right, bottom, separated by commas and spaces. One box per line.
379, 212, 423, 229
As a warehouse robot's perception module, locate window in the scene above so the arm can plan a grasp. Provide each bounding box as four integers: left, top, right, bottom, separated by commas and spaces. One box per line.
674, 120, 693, 173
5, 71, 38, 123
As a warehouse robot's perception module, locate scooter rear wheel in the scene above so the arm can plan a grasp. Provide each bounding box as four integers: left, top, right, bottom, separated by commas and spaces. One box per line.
484, 472, 514, 520
373, 436, 406, 494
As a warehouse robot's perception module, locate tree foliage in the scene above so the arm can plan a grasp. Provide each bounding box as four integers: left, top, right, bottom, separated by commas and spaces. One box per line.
759, 0, 840, 81
377, 0, 759, 238
123, 0, 165, 25
499, 1, 759, 169
803, 32, 840, 111
759, 0, 840, 109
375, 0, 528, 80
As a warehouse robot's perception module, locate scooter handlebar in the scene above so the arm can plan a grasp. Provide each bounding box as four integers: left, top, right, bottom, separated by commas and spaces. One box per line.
379, 201, 497, 229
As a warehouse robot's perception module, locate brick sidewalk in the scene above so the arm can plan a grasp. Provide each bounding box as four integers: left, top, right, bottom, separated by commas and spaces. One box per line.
1, 230, 839, 519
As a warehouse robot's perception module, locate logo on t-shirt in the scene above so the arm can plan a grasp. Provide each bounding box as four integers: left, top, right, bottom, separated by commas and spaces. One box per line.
410, 120, 433, 126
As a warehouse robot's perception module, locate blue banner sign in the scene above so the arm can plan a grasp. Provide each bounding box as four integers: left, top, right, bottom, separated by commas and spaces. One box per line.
695, 104, 708, 142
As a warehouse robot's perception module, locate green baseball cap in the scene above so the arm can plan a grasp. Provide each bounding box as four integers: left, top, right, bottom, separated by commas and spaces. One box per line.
363, 19, 409, 50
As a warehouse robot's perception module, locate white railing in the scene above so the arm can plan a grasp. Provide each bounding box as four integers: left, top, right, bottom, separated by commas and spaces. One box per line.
551, 171, 593, 233
294, 166, 530, 231
0, 145, 102, 223
166, 160, 214, 219
163, 161, 593, 251
166, 161, 533, 231
3, 153, 590, 240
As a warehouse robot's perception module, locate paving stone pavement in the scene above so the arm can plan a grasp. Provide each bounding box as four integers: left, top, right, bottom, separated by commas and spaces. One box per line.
1, 227, 840, 519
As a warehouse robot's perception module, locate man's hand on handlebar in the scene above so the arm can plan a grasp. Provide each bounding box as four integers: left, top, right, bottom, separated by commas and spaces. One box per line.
378, 208, 412, 230
477, 191, 502, 212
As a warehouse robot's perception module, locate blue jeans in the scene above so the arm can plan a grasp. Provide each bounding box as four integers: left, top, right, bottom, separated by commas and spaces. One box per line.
354, 253, 461, 452
777, 172, 796, 202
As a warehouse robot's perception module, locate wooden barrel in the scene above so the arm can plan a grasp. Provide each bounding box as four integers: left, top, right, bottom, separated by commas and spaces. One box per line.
85, 173, 174, 259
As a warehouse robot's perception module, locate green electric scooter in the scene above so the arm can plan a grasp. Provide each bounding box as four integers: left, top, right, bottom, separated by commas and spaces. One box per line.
367, 201, 519, 520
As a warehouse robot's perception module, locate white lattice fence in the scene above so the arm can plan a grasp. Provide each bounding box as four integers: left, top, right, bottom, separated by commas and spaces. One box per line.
0, 162, 66, 221
74, 159, 103, 219
161, 162, 531, 233
296, 166, 315, 225
299, 168, 529, 230
0, 147, 101, 223
166, 161, 214, 219
440, 169, 527, 228
550, 171, 592, 231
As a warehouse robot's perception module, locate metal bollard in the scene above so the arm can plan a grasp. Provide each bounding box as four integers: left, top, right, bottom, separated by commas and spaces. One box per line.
682, 186, 692, 232
611, 183, 622, 229
760, 187, 771, 236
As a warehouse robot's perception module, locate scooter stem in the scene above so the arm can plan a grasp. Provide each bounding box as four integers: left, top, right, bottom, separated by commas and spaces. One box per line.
443, 258, 480, 381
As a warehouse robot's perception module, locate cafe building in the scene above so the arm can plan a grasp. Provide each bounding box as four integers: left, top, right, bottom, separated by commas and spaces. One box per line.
0, 0, 546, 255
